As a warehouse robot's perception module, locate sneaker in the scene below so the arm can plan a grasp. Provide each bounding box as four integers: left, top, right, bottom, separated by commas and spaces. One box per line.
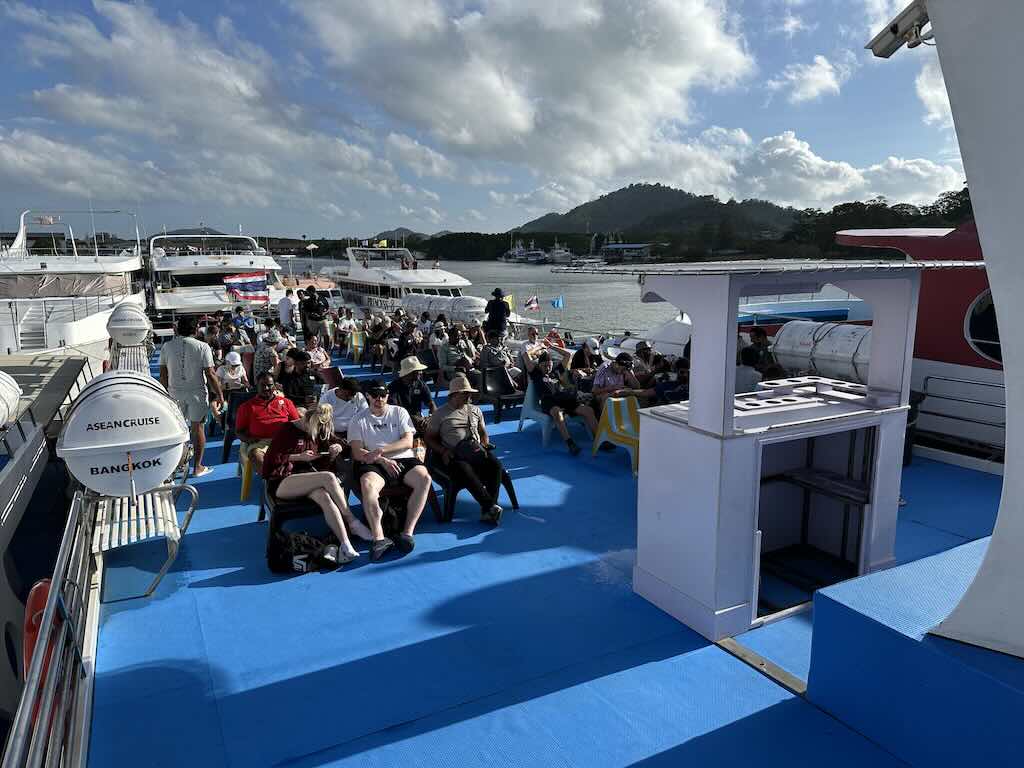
566, 439, 581, 457
337, 548, 359, 566
481, 504, 503, 525
370, 538, 393, 562
322, 544, 339, 565
395, 533, 416, 553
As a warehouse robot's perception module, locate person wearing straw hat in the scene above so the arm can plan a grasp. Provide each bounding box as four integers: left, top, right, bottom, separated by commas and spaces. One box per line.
388, 356, 436, 425
425, 373, 504, 524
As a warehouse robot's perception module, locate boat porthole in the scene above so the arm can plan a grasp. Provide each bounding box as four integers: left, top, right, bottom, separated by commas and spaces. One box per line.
963, 289, 1002, 364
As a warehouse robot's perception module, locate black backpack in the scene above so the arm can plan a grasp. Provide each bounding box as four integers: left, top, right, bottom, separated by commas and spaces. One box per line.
267, 530, 328, 574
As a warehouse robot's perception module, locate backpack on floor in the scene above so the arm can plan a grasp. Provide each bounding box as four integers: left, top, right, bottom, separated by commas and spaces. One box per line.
267, 530, 327, 574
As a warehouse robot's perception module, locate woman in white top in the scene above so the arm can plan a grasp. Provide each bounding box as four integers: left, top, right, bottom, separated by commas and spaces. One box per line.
216, 351, 249, 391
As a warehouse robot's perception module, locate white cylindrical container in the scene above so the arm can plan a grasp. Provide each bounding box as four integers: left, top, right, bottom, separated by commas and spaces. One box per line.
0, 371, 23, 425
772, 321, 871, 384
106, 301, 152, 347
56, 370, 189, 496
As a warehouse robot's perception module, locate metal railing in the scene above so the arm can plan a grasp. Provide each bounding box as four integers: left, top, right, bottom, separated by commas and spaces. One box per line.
2, 491, 93, 768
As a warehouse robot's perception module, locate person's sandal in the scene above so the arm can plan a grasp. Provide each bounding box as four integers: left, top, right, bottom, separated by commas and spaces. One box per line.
370, 538, 394, 562
481, 504, 503, 525
566, 439, 581, 456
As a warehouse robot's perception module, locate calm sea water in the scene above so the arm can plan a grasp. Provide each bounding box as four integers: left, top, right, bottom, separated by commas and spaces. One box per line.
304, 257, 679, 335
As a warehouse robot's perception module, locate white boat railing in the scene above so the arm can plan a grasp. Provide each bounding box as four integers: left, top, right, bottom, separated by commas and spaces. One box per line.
1, 491, 93, 768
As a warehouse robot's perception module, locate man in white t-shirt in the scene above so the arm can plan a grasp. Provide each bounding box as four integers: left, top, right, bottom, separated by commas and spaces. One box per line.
348, 380, 432, 561
278, 289, 296, 333
159, 316, 224, 477
320, 378, 367, 435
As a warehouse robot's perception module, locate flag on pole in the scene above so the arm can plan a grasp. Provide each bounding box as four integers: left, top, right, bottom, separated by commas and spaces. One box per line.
361, 239, 369, 246
223, 272, 269, 302
524, 295, 540, 311
501, 294, 515, 312
376, 239, 388, 248
550, 295, 564, 309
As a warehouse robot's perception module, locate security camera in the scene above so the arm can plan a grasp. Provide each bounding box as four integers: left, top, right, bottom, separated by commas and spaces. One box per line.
865, 0, 930, 58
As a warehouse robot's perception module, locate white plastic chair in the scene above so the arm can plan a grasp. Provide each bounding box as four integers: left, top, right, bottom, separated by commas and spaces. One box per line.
517, 380, 585, 448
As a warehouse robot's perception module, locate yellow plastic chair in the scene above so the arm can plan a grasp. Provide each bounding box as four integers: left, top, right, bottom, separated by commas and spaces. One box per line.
348, 330, 366, 364
592, 396, 640, 476
239, 450, 256, 501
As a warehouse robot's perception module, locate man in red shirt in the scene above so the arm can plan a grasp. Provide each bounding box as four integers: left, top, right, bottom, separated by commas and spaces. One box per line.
235, 371, 299, 472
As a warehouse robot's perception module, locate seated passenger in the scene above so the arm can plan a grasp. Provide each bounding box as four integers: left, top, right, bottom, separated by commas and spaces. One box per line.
235, 372, 298, 474
478, 330, 523, 381
305, 334, 331, 370
253, 330, 282, 380
736, 346, 763, 393
388, 357, 436, 427
569, 338, 602, 386
592, 352, 656, 407
261, 404, 372, 565
425, 374, 505, 525
319, 378, 367, 438
348, 380, 432, 561
748, 327, 774, 370
216, 350, 249, 393
523, 347, 599, 456
278, 348, 321, 410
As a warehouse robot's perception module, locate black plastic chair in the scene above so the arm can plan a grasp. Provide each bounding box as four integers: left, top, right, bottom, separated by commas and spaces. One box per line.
477, 366, 525, 424
427, 448, 520, 523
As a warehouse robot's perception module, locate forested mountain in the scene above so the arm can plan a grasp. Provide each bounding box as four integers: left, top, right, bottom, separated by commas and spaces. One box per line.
519, 183, 798, 236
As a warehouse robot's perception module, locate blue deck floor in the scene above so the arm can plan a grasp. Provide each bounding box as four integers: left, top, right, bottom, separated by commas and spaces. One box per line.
88, 357, 999, 767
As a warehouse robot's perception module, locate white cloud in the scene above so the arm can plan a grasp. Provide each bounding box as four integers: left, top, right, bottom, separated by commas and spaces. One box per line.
771, 12, 815, 38
0, 128, 168, 202
733, 131, 960, 209
386, 132, 455, 178
862, 0, 905, 36
466, 209, 485, 222
399, 183, 441, 203
3, 1, 394, 211
915, 54, 953, 128
767, 55, 851, 104
291, 0, 754, 181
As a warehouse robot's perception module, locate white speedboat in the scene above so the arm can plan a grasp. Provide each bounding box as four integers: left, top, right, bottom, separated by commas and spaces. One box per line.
148, 233, 282, 325
500, 239, 549, 264
0, 210, 145, 358
321, 246, 471, 312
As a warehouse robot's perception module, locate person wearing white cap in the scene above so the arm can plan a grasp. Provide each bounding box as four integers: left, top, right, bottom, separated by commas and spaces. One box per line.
425, 373, 504, 524
216, 350, 249, 393
569, 338, 602, 387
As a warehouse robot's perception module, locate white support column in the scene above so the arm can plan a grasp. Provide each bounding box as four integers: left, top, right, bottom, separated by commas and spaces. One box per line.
646, 274, 738, 435
922, 0, 1024, 658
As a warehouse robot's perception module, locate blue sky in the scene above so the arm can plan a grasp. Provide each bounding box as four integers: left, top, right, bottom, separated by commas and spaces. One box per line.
0, 1, 958, 238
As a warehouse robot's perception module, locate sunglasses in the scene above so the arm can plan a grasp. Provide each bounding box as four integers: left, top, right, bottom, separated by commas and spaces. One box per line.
368, 390, 388, 398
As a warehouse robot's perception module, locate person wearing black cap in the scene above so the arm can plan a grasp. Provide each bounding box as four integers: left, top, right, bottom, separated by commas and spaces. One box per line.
522, 344, 599, 456
299, 286, 330, 343
484, 288, 511, 340
348, 380, 432, 560
278, 348, 321, 409
592, 352, 656, 409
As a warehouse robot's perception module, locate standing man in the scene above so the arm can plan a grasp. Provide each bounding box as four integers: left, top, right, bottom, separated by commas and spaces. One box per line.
348, 380, 432, 561
484, 288, 511, 340
299, 286, 330, 344
278, 288, 296, 335
425, 374, 505, 524
159, 316, 224, 477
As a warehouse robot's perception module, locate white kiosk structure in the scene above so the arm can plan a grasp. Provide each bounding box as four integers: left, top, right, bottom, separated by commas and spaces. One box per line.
623, 260, 982, 641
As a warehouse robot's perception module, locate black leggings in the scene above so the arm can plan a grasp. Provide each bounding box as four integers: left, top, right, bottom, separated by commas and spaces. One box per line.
450, 451, 503, 510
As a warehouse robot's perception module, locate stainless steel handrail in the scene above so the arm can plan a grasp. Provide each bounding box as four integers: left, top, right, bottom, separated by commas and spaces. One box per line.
1, 491, 91, 768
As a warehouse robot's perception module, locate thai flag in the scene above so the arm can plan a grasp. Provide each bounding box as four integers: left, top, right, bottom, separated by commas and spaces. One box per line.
223, 272, 269, 302
524, 295, 540, 311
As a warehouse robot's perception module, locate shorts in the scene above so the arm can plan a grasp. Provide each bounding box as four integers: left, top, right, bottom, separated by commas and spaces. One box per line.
541, 391, 585, 416
356, 456, 424, 486
174, 392, 210, 423
240, 438, 272, 464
